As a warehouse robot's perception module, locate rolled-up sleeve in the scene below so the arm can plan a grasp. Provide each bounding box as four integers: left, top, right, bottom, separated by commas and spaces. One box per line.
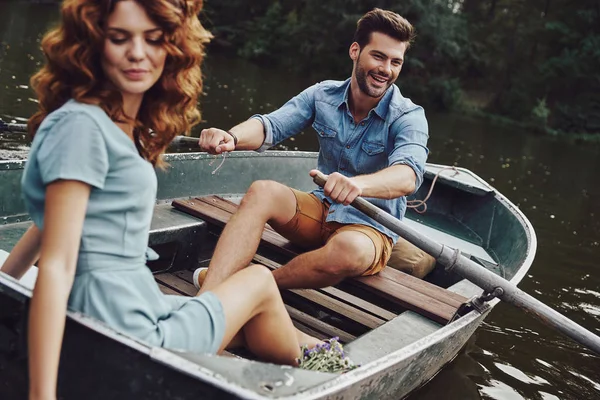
250, 84, 318, 152
388, 107, 429, 192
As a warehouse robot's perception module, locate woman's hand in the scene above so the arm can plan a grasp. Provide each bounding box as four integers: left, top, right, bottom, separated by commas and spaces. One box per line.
0, 225, 41, 279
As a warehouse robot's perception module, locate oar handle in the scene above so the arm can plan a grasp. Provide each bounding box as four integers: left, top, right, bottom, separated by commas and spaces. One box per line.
312, 170, 600, 355
171, 135, 199, 146
312, 170, 328, 188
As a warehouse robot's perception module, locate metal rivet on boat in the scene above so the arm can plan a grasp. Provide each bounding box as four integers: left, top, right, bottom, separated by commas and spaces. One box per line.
260, 383, 274, 393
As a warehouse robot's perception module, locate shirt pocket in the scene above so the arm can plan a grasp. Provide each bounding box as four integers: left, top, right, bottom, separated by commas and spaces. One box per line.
361, 140, 385, 156
312, 121, 338, 138
358, 140, 387, 173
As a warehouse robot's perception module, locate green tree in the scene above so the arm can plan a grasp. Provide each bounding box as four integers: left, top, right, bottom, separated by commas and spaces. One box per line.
203, 0, 600, 134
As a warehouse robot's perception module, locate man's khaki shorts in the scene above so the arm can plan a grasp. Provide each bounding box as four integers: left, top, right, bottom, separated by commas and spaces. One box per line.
273, 189, 393, 276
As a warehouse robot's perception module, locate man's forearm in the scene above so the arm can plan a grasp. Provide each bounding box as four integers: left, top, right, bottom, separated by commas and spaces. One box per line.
228, 118, 266, 151
352, 164, 417, 199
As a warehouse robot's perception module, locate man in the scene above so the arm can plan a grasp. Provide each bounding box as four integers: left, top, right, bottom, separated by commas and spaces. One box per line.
197, 8, 430, 291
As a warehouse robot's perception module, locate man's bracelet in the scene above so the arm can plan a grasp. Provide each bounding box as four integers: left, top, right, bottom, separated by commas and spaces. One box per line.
227, 130, 238, 146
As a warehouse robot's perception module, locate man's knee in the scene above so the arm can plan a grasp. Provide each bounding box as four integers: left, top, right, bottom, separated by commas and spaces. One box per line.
321, 233, 375, 277
242, 180, 292, 205
241, 180, 273, 205
240, 180, 297, 224
240, 181, 283, 212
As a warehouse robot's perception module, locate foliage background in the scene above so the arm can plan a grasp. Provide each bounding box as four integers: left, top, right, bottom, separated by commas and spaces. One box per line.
201, 0, 600, 137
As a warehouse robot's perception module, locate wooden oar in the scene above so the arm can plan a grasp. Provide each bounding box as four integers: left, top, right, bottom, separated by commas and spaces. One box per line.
170, 135, 199, 146
0, 120, 198, 148
0, 121, 27, 133
0, 122, 198, 146
312, 171, 600, 355
0, 120, 200, 144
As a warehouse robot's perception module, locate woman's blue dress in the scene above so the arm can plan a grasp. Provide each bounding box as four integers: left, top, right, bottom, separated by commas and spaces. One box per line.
21, 100, 225, 353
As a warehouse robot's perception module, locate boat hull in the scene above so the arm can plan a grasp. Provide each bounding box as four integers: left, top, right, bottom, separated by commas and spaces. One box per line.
0, 279, 490, 399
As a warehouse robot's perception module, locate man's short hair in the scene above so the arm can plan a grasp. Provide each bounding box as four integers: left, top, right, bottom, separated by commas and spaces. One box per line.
354, 8, 415, 50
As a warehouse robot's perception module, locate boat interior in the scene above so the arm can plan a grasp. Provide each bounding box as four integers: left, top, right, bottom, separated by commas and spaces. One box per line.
0, 153, 533, 373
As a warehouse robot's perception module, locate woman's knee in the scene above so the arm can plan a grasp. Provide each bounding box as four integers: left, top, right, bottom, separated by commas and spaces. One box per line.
245, 264, 279, 298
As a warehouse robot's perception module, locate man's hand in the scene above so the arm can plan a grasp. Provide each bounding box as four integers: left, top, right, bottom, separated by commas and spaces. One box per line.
309, 170, 362, 206
199, 128, 235, 154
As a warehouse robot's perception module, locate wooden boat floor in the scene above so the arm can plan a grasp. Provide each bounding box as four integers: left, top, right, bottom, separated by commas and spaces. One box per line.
171, 196, 469, 327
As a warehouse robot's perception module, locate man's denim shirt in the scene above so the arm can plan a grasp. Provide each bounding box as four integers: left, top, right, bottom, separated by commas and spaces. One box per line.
252, 78, 429, 244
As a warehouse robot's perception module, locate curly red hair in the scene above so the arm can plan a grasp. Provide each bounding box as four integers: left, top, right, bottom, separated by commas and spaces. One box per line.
29, 0, 211, 166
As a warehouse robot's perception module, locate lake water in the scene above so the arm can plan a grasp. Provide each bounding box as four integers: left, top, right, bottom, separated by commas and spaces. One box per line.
1, 2, 599, 399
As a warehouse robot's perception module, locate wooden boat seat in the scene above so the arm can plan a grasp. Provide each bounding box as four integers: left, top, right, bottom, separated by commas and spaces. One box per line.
148, 204, 207, 247
145, 204, 209, 273
172, 195, 469, 325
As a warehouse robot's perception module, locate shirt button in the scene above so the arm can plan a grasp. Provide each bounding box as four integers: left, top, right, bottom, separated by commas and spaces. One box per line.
346, 145, 350, 149
361, 122, 365, 126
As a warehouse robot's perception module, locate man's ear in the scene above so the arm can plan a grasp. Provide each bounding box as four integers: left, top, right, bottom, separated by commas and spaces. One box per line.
349, 42, 360, 61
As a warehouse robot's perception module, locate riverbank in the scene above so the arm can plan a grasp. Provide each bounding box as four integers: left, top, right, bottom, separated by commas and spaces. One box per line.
459, 91, 600, 145
466, 109, 600, 145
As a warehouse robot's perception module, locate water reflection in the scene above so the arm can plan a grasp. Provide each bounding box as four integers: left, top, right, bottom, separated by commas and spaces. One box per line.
1, 2, 600, 400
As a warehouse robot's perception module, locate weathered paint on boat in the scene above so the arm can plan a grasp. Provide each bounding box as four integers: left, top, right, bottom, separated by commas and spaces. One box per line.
0, 151, 536, 399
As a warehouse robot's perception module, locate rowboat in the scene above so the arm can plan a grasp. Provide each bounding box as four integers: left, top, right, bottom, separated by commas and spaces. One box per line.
0, 150, 536, 399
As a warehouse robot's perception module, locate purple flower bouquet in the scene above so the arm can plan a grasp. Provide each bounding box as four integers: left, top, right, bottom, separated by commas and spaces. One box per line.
297, 337, 358, 373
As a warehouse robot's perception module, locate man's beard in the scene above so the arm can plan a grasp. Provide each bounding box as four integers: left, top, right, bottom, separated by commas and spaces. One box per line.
354, 62, 392, 99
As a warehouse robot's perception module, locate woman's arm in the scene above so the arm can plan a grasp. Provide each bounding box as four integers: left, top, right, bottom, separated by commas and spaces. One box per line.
0, 225, 42, 279
28, 180, 90, 400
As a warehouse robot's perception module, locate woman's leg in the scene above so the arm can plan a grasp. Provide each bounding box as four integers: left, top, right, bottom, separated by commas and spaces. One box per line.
207, 264, 319, 365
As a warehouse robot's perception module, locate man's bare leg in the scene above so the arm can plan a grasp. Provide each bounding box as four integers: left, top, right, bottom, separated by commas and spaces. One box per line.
272, 230, 376, 289
200, 180, 297, 292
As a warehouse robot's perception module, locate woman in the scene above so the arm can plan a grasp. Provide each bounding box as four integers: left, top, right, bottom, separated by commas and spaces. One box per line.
0, 1, 319, 398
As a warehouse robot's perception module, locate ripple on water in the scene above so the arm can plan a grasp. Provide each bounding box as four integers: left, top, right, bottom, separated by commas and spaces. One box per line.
0, 146, 29, 160
568, 370, 600, 392
574, 288, 600, 299
494, 362, 550, 385
539, 392, 560, 400
578, 302, 600, 317
535, 358, 557, 370
478, 379, 526, 400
